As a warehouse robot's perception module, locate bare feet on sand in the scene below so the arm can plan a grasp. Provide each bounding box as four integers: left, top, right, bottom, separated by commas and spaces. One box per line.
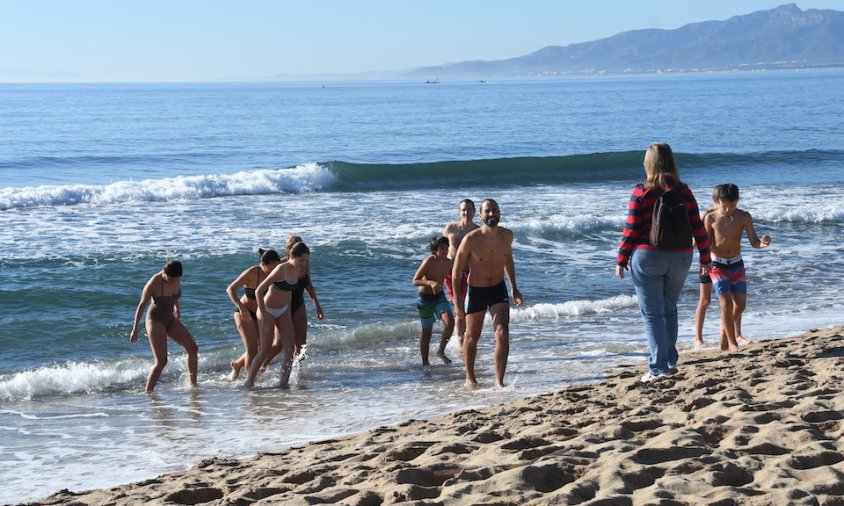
720, 341, 740, 353
736, 335, 753, 346
720, 332, 741, 354
693, 339, 705, 350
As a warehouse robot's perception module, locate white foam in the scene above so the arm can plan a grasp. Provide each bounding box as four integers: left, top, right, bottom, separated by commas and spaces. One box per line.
316, 320, 419, 350
0, 163, 336, 210
0, 360, 146, 402
512, 295, 638, 322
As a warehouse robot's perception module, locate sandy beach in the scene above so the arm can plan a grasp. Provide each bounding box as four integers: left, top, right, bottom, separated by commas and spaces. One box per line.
23, 325, 844, 505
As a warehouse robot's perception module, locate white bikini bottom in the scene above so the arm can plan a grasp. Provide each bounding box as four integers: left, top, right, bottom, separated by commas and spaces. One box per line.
263, 304, 289, 321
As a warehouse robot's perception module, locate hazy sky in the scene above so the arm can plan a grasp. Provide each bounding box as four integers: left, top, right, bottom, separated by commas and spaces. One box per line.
1, 1, 840, 82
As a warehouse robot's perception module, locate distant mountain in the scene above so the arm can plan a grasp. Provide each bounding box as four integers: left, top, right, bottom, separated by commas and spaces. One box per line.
406, 4, 844, 78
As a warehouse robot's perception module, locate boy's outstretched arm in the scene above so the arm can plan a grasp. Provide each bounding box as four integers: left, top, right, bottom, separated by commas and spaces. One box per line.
744, 212, 772, 248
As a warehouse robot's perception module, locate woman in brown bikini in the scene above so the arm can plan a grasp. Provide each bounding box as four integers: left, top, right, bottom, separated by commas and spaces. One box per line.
226, 248, 282, 380
130, 260, 198, 393
245, 242, 310, 388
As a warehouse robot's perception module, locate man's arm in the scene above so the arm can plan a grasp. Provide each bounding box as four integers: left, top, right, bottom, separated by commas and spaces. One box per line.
505, 233, 523, 307
452, 237, 471, 314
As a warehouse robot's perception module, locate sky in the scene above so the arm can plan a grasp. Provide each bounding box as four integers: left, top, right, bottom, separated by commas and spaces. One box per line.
1, 1, 841, 82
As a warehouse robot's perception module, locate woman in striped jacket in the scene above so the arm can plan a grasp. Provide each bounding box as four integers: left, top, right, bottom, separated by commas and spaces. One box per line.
615, 143, 712, 383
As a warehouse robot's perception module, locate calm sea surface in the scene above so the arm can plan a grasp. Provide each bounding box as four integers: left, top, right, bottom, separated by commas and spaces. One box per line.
1, 71, 843, 502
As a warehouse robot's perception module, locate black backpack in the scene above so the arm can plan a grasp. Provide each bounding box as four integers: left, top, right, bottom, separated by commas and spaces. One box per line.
649, 187, 692, 250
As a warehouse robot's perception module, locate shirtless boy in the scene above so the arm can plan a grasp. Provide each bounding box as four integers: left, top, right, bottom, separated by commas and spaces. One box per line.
703, 184, 772, 353
412, 236, 455, 366
452, 199, 523, 389
443, 199, 479, 342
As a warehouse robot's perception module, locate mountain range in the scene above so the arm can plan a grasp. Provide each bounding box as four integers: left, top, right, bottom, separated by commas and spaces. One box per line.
405, 4, 844, 78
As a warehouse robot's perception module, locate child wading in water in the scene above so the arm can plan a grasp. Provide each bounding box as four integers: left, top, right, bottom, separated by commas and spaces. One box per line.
412, 236, 455, 365
702, 184, 772, 352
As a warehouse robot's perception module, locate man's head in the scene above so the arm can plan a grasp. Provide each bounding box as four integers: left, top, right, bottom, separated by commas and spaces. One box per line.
480, 198, 500, 227
459, 199, 476, 222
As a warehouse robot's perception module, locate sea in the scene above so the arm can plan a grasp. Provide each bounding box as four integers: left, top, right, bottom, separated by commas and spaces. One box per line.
1, 70, 843, 503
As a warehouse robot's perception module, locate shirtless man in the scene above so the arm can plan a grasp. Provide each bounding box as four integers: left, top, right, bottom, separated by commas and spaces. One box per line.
452, 199, 523, 389
703, 184, 772, 353
443, 199, 479, 342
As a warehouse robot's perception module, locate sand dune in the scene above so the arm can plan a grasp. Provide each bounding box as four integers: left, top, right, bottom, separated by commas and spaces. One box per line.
25, 326, 844, 505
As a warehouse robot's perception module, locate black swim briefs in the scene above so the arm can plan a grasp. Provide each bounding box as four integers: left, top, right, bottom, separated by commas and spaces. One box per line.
466, 280, 509, 314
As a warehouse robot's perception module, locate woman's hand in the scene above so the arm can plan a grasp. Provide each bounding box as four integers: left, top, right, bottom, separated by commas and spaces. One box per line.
615, 265, 627, 279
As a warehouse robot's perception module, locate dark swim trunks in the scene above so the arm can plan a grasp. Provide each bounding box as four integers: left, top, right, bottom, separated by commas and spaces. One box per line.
416, 291, 452, 329
466, 280, 509, 315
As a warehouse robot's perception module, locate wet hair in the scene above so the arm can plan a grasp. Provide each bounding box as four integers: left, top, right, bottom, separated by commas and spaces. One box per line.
286, 235, 303, 252
481, 198, 498, 211
713, 183, 739, 202
258, 248, 281, 265
643, 143, 682, 189
163, 260, 182, 278
429, 235, 449, 254
289, 241, 310, 258
460, 199, 475, 211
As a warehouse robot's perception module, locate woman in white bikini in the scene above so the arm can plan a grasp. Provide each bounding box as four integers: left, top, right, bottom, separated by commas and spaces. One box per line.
261, 235, 324, 368
244, 241, 310, 387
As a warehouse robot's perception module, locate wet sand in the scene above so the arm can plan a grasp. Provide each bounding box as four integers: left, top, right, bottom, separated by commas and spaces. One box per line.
25, 325, 844, 505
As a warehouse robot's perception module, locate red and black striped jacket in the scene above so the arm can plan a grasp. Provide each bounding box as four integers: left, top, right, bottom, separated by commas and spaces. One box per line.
617, 182, 711, 267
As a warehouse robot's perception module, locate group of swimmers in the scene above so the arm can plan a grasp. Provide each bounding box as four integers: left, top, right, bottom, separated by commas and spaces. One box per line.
130, 161, 771, 393
130, 197, 524, 393
130, 235, 322, 393
413, 198, 523, 389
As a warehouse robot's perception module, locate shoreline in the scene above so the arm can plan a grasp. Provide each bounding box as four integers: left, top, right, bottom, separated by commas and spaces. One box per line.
24, 325, 844, 505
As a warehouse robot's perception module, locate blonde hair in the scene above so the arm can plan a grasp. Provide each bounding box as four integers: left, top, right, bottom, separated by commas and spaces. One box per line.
643, 143, 681, 189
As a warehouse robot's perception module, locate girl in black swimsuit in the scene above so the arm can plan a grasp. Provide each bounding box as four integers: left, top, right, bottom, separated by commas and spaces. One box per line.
130, 261, 199, 393
225, 249, 281, 380
245, 241, 310, 388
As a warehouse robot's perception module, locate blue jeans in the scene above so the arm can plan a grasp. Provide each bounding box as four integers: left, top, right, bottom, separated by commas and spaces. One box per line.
630, 249, 693, 375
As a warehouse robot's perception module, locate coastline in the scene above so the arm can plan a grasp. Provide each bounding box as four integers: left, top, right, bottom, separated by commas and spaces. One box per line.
24, 325, 844, 505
